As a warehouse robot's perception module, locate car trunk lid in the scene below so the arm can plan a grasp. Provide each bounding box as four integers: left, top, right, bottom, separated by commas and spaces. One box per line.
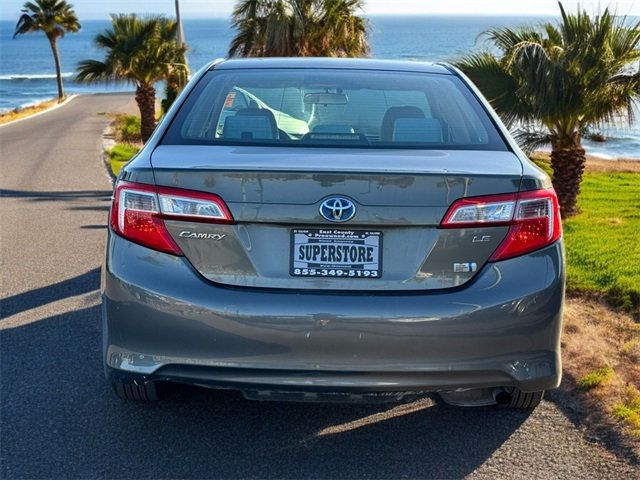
152, 146, 522, 291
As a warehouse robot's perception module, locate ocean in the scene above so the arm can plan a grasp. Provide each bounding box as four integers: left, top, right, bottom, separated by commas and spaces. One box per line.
1, 16, 638, 158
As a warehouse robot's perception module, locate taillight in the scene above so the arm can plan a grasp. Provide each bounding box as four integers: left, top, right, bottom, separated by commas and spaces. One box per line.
441, 188, 562, 261
110, 181, 234, 255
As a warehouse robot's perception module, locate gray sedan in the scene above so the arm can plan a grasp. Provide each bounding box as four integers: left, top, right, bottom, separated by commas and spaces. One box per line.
103, 58, 564, 409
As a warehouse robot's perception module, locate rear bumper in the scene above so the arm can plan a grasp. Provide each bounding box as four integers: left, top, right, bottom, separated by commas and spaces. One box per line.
103, 232, 565, 395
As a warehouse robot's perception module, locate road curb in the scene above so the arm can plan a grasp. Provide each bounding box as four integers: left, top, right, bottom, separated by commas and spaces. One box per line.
0, 94, 78, 128
101, 122, 118, 185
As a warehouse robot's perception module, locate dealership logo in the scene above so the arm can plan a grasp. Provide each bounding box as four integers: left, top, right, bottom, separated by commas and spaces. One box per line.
319, 196, 356, 222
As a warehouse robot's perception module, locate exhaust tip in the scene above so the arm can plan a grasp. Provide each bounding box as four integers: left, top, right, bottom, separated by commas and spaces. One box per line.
493, 389, 512, 406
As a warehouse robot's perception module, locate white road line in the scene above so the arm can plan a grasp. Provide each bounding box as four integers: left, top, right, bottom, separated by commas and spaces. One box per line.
0, 95, 78, 128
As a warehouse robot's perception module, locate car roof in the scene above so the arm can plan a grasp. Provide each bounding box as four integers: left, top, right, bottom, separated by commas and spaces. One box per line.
212, 57, 453, 75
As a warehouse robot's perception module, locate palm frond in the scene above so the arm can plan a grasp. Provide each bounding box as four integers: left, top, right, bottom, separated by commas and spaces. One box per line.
75, 59, 115, 83
13, 0, 80, 38
455, 52, 532, 127
459, 2, 640, 141
482, 26, 542, 53
76, 14, 187, 87
229, 0, 368, 58
13, 13, 37, 37
512, 129, 554, 154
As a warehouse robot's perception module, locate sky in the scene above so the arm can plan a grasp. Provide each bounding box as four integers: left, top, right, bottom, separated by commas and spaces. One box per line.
0, 0, 638, 21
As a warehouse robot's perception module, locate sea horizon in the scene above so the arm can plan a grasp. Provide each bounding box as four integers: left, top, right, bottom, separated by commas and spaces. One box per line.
1, 15, 638, 158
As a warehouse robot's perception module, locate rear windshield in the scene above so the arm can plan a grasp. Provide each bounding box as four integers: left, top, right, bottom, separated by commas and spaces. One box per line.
161, 68, 508, 151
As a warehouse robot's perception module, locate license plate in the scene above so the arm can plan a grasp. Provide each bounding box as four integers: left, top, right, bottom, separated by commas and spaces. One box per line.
290, 229, 382, 278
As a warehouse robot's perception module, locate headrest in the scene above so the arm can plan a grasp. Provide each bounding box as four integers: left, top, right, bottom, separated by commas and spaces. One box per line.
380, 106, 426, 141
222, 108, 278, 140
392, 117, 444, 143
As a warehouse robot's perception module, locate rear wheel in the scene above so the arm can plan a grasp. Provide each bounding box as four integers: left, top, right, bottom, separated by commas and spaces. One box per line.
502, 388, 544, 409
111, 381, 168, 402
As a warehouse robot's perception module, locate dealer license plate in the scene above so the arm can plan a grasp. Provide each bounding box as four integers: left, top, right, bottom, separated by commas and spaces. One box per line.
290, 229, 382, 278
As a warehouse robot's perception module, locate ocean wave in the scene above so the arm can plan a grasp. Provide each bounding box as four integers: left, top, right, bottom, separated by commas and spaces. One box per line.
0, 72, 74, 80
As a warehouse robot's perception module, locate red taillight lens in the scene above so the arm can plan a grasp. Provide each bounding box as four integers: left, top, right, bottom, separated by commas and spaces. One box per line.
490, 189, 562, 260
441, 188, 562, 261
110, 181, 234, 255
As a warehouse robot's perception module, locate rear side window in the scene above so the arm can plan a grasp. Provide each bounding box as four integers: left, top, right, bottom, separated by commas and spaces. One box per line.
162, 68, 508, 151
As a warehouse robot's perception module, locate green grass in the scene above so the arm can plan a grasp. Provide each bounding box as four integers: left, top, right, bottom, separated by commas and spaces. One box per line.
108, 143, 140, 176
612, 385, 640, 437
578, 366, 614, 390
563, 172, 640, 314
530, 155, 640, 315
613, 405, 640, 437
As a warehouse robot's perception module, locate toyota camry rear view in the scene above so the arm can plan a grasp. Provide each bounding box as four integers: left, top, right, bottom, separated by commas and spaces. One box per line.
103, 58, 564, 408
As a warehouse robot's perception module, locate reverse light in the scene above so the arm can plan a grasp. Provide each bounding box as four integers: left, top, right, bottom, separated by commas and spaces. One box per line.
110, 181, 234, 255
441, 189, 562, 261
441, 193, 515, 227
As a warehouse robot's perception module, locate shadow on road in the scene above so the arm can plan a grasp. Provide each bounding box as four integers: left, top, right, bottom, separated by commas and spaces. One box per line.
0, 189, 112, 202
1, 269, 100, 319
68, 205, 111, 212
0, 187, 111, 236
80, 224, 108, 229
1, 295, 532, 479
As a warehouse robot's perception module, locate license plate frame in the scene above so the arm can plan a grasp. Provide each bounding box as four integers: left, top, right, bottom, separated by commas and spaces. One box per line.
290, 229, 383, 278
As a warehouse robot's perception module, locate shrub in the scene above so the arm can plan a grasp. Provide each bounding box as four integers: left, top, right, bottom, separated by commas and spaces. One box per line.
578, 366, 614, 390
114, 114, 142, 143
612, 384, 640, 437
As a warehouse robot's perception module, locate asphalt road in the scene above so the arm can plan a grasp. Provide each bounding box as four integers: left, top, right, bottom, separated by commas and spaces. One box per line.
0, 94, 636, 479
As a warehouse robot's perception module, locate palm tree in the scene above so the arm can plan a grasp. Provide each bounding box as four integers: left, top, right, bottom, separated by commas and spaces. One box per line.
13, 0, 80, 102
229, 0, 368, 58
76, 15, 187, 142
455, 3, 640, 216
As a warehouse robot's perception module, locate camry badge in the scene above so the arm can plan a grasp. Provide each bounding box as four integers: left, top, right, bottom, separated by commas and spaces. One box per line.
179, 231, 226, 240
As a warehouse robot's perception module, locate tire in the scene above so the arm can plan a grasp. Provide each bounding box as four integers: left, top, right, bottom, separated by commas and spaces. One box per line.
111, 381, 167, 402
503, 388, 544, 409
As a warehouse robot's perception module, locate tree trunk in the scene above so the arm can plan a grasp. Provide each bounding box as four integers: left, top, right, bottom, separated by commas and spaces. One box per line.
135, 84, 156, 143
48, 36, 65, 101
550, 135, 586, 217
